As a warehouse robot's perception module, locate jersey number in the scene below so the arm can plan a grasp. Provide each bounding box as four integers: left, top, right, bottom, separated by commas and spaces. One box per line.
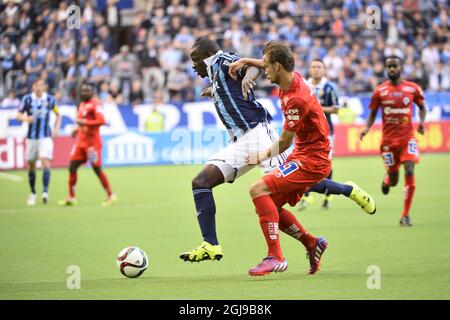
408, 139, 418, 155
382, 152, 395, 166
277, 162, 299, 177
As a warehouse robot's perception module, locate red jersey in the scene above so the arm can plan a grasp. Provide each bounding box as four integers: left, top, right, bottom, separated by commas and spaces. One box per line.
369, 80, 425, 146
76, 98, 105, 147
280, 72, 331, 167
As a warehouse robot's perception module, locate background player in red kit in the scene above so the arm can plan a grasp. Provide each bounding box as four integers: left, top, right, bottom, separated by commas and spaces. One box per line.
59, 83, 116, 207
229, 42, 375, 276
360, 56, 426, 227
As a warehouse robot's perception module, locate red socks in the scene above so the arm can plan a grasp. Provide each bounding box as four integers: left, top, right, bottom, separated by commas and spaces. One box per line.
97, 171, 113, 196
279, 208, 317, 250
252, 195, 284, 261
69, 171, 77, 198
402, 175, 416, 218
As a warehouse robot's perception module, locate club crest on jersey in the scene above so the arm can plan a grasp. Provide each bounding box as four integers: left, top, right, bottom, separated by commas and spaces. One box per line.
287, 121, 295, 128
403, 97, 410, 105
380, 90, 388, 96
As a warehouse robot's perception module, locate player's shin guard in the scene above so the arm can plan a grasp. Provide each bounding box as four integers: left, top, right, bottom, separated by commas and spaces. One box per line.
193, 188, 218, 245
279, 208, 316, 250
252, 195, 283, 261
28, 170, 36, 194
43, 168, 50, 193
402, 175, 416, 218
69, 171, 77, 198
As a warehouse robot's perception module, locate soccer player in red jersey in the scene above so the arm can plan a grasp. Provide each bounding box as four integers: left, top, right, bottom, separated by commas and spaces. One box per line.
360, 56, 427, 227
229, 42, 375, 276
59, 83, 116, 207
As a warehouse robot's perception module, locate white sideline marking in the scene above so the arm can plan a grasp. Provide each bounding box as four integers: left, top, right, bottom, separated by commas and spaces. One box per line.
0, 172, 23, 182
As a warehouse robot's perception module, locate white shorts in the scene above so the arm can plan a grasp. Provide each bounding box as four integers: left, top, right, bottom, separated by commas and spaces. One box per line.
207, 122, 288, 183
26, 138, 54, 161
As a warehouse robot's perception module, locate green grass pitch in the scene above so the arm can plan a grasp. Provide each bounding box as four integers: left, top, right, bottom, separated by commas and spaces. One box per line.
0, 154, 449, 300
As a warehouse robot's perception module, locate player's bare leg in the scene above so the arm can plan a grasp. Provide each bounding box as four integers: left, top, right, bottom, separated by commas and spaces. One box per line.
41, 158, 51, 204
59, 160, 83, 206
382, 170, 399, 195
27, 160, 37, 206
180, 164, 224, 262
92, 166, 116, 207
400, 161, 415, 227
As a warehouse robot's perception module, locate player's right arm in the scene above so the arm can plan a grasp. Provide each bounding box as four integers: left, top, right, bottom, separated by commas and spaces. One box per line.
360, 89, 380, 141
228, 58, 264, 80
16, 96, 33, 123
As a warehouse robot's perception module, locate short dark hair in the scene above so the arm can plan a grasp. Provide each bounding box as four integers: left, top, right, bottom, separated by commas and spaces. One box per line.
263, 41, 295, 71
192, 37, 220, 55
385, 55, 404, 66
311, 58, 325, 66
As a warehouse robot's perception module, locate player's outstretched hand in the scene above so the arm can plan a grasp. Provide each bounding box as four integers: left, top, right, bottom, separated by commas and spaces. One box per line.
417, 123, 425, 135
360, 128, 369, 141
228, 59, 246, 80
241, 77, 256, 101
201, 87, 212, 98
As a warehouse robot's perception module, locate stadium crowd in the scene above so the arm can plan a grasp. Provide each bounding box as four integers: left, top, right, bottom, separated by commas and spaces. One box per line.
0, 0, 448, 107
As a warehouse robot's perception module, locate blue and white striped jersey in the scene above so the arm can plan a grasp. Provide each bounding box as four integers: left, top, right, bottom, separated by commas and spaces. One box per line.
204, 50, 272, 139
308, 77, 339, 135
19, 92, 58, 139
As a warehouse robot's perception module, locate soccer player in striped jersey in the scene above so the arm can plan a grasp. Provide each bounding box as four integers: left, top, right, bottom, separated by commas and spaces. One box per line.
299, 59, 341, 210
180, 38, 288, 263
17, 79, 62, 205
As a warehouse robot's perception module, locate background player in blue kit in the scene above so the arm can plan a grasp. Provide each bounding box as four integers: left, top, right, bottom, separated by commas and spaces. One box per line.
299, 59, 341, 210
17, 79, 62, 206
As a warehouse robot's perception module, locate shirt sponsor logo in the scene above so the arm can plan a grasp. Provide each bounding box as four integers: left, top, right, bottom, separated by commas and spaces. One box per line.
381, 100, 396, 105
384, 107, 410, 115
390, 92, 403, 97
286, 108, 299, 115
402, 86, 415, 93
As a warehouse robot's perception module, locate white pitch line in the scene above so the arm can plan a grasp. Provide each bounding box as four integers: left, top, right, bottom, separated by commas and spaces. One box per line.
0, 172, 23, 182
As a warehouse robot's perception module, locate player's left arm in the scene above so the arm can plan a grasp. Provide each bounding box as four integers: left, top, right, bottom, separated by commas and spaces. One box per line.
251, 130, 295, 164
78, 105, 106, 126
52, 104, 62, 138
240, 65, 261, 101
414, 86, 427, 135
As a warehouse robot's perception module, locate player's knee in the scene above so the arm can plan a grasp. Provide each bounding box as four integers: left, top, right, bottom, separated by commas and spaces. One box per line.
249, 181, 268, 199
92, 166, 102, 175
192, 175, 211, 189
390, 173, 399, 186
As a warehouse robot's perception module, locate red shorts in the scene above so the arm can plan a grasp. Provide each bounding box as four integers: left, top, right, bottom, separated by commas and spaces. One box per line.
263, 160, 331, 207
70, 143, 102, 167
380, 138, 419, 174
